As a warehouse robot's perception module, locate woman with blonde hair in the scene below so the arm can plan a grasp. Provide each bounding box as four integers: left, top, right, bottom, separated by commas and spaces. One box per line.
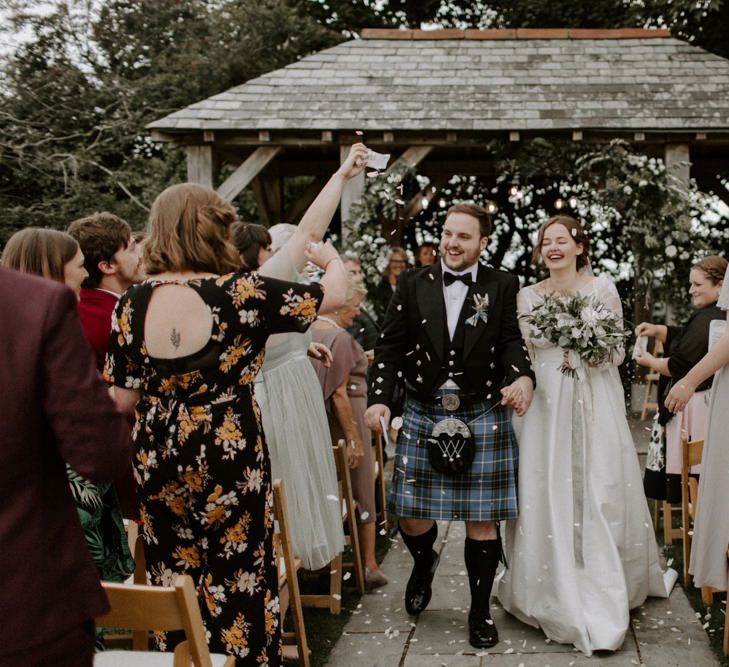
2, 227, 88, 300
104, 182, 345, 664
232, 145, 367, 573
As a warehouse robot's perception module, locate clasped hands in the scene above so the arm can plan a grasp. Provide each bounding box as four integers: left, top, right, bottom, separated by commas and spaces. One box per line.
500, 376, 534, 416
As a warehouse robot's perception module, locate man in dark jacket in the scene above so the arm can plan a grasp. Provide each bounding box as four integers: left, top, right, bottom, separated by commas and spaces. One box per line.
365, 203, 534, 649
0, 267, 131, 666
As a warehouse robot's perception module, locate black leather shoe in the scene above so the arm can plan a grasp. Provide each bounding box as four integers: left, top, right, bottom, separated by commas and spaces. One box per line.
468, 611, 499, 649
404, 550, 440, 615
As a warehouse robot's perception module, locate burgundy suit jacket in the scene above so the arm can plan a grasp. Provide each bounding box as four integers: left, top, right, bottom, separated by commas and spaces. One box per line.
0, 268, 131, 657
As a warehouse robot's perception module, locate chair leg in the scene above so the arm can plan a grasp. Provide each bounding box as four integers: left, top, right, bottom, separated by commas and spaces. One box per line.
701, 586, 714, 606
663, 502, 674, 545
330, 553, 342, 614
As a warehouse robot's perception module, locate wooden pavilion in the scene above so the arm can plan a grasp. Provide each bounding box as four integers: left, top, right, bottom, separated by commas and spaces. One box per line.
148, 28, 729, 237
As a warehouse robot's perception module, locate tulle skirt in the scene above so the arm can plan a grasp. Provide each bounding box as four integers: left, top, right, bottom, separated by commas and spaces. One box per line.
255, 352, 344, 570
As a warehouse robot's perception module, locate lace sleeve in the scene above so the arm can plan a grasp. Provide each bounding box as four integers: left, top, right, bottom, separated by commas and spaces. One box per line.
595, 275, 626, 367
718, 265, 729, 311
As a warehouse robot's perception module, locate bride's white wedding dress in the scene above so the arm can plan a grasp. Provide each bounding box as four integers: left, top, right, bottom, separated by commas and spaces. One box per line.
496, 274, 671, 655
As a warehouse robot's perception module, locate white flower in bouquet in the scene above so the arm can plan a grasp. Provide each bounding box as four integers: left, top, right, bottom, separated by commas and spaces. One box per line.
523, 292, 626, 378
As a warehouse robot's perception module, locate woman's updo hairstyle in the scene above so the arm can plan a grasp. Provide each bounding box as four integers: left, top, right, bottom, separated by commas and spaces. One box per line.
144, 183, 241, 276
231, 222, 272, 271
532, 215, 591, 272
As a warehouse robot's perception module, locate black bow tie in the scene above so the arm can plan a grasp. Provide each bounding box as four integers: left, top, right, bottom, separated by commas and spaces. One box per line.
443, 271, 473, 286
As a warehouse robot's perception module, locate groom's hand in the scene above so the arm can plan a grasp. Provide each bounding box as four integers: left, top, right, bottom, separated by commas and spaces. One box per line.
500, 376, 534, 416
365, 404, 391, 432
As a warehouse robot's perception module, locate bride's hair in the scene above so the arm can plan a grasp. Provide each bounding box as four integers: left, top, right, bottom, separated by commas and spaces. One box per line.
532, 215, 591, 272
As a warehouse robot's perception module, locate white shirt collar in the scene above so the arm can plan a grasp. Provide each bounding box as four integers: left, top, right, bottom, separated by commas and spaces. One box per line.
440, 259, 478, 282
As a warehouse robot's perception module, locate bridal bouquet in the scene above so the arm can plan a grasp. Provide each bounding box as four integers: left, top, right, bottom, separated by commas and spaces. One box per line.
523, 293, 626, 378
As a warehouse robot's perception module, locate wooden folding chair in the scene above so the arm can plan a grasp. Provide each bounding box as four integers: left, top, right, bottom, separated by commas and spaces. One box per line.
95, 574, 234, 666
640, 340, 663, 421
301, 441, 365, 614
273, 480, 310, 667
680, 435, 703, 585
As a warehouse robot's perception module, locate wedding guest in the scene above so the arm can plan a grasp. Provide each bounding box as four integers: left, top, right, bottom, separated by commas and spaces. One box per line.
0, 266, 130, 667
636, 255, 727, 502
230, 143, 366, 571
68, 212, 145, 522
496, 215, 671, 655
310, 275, 388, 590
374, 246, 408, 322
365, 203, 535, 648
104, 182, 337, 664
343, 256, 379, 363
415, 241, 438, 267
666, 262, 729, 592
1, 227, 134, 619
1, 227, 87, 300
68, 213, 145, 368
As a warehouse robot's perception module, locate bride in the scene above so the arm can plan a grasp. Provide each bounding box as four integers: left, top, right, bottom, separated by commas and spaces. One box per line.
495, 215, 672, 655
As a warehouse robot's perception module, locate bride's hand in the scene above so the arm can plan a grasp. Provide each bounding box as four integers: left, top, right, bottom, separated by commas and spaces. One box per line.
562, 351, 572, 369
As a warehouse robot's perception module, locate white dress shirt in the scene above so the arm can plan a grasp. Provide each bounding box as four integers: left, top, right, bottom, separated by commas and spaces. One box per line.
440, 260, 478, 389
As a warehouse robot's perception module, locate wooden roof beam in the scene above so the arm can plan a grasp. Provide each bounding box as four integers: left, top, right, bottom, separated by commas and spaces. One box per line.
216, 146, 282, 202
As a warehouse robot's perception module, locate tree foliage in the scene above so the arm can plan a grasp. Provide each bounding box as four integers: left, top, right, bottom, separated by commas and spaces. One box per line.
0, 0, 341, 242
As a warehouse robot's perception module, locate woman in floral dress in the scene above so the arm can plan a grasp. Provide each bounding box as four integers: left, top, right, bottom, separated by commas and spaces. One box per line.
105, 183, 346, 665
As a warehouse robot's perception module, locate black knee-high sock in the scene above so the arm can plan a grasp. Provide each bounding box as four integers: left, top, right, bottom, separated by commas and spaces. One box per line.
400, 521, 437, 574
464, 536, 501, 617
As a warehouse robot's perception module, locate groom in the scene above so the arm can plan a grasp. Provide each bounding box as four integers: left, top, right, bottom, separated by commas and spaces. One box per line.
365, 203, 534, 648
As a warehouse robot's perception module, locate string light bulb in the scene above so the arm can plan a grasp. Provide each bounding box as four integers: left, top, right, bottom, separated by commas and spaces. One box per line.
487, 201, 498, 214
554, 198, 564, 209
438, 197, 447, 208
421, 197, 429, 209
568, 196, 578, 209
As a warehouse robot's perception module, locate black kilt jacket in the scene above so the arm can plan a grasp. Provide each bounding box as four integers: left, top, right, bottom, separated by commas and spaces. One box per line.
367, 261, 535, 410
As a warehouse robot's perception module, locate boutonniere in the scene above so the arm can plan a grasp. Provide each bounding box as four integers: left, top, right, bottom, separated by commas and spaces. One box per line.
466, 292, 489, 327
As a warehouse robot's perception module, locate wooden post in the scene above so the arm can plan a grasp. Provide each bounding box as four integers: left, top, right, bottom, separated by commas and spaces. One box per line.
186, 145, 215, 188
340, 144, 364, 245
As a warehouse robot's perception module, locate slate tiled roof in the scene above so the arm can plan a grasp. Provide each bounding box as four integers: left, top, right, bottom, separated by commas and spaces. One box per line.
148, 29, 729, 133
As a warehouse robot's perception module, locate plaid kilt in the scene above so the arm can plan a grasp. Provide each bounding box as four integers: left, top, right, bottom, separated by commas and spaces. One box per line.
388, 391, 519, 522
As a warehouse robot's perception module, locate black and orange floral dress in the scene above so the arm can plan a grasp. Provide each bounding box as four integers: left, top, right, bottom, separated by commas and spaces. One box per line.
104, 272, 322, 665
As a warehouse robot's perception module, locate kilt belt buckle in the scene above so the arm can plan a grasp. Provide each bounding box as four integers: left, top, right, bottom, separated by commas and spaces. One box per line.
441, 393, 460, 411
428, 417, 474, 475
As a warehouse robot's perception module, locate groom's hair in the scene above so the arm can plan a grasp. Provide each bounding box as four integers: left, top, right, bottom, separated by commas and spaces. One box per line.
532, 215, 591, 271
446, 203, 492, 238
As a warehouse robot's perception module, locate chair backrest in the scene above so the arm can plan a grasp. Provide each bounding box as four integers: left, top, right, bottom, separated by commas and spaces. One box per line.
683, 436, 704, 469
97, 575, 214, 667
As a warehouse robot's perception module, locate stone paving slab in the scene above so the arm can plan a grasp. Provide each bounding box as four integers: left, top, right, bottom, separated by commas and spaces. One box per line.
324, 520, 719, 666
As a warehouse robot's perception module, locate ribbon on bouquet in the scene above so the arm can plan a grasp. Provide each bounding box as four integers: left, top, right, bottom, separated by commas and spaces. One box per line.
571, 379, 592, 569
